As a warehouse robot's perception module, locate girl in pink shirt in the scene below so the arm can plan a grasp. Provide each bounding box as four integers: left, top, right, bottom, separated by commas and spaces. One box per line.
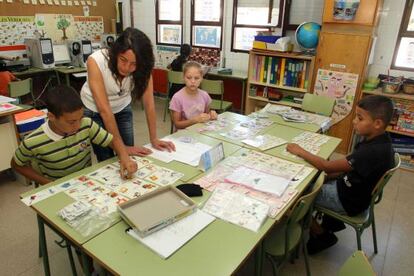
169, 61, 217, 130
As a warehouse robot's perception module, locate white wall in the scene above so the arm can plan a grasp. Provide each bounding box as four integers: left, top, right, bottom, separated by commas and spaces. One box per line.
368, 0, 414, 78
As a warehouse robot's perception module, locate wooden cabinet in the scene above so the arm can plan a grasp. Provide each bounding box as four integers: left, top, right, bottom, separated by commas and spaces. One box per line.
311, 0, 383, 154
245, 49, 315, 114
323, 0, 382, 26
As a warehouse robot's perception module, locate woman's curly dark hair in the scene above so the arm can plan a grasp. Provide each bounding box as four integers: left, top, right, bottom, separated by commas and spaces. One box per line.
107, 27, 154, 99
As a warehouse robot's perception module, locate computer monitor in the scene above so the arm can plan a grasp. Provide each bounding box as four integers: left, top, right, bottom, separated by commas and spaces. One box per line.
82, 41, 92, 56
52, 44, 71, 65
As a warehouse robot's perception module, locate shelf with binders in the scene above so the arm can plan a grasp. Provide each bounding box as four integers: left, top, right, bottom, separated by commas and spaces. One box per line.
245, 49, 315, 114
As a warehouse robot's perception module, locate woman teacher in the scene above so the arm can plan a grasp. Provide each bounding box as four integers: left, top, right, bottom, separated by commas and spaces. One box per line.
81, 27, 175, 161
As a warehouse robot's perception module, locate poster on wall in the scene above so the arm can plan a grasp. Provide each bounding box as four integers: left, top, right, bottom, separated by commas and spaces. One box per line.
0, 16, 36, 45
73, 16, 104, 40
158, 24, 181, 45
314, 69, 359, 124
155, 45, 180, 68
35, 14, 76, 43
193, 26, 221, 48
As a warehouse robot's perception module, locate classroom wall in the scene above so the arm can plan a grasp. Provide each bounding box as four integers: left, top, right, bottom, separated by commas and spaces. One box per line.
131, 0, 326, 72
368, 0, 414, 78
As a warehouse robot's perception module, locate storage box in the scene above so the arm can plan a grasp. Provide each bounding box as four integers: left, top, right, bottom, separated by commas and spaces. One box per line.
16, 117, 46, 133
254, 35, 280, 44
118, 186, 197, 237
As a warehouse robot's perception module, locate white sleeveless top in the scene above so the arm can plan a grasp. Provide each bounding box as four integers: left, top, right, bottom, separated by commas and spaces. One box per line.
81, 49, 133, 113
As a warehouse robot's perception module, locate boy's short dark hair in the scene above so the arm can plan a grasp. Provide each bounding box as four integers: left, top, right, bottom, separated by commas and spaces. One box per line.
180, 44, 192, 58
45, 85, 83, 117
358, 95, 394, 126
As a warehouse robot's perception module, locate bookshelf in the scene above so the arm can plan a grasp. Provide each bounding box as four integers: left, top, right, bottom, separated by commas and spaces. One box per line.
363, 89, 414, 172
245, 49, 315, 114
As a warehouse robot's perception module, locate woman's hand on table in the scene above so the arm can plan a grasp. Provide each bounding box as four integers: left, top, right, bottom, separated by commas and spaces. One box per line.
119, 157, 138, 179
126, 145, 152, 156
151, 138, 176, 152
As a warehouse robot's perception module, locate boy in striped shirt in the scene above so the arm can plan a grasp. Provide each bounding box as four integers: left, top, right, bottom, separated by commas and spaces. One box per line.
11, 85, 137, 185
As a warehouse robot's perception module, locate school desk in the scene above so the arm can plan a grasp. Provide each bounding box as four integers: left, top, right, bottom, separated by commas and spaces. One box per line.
82, 148, 319, 276
19, 132, 241, 276
264, 112, 330, 133
205, 69, 248, 113
54, 66, 87, 87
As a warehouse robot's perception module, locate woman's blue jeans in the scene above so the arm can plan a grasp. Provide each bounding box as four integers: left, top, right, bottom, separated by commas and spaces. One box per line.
84, 104, 134, 162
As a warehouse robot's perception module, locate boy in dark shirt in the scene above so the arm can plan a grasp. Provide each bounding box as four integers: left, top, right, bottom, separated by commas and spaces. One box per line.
287, 95, 395, 254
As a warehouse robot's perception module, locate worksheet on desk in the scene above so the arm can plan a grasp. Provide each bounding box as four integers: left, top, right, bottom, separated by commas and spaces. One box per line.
145, 136, 212, 166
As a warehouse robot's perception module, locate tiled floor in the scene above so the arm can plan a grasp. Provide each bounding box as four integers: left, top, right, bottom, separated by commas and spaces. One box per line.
1, 97, 413, 276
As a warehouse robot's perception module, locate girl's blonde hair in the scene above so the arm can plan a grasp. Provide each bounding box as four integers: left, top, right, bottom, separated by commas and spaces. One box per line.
183, 61, 203, 75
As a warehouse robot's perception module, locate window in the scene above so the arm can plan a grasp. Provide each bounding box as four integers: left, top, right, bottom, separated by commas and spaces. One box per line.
232, 0, 284, 52
156, 0, 183, 46
191, 0, 224, 49
392, 0, 414, 71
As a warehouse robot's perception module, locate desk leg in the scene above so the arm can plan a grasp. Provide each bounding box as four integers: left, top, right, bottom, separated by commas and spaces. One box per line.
65, 74, 70, 87
65, 241, 78, 276
255, 240, 264, 276
37, 214, 51, 276
55, 71, 61, 85
241, 79, 246, 115
81, 251, 92, 276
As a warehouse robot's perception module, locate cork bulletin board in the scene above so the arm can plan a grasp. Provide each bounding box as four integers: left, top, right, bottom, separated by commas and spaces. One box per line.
0, 0, 116, 39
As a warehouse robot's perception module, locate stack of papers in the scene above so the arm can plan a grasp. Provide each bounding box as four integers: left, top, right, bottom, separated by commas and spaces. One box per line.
145, 136, 212, 166
242, 134, 287, 150
59, 201, 92, 227
127, 209, 215, 259
203, 185, 269, 232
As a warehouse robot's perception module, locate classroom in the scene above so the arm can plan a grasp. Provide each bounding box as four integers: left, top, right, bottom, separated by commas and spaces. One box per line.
0, 0, 413, 275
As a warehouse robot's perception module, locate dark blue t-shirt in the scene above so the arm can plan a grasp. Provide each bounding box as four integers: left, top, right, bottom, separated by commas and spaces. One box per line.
337, 133, 395, 216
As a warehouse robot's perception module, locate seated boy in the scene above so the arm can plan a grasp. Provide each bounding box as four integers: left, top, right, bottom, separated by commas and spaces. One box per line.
11, 85, 137, 185
286, 95, 395, 254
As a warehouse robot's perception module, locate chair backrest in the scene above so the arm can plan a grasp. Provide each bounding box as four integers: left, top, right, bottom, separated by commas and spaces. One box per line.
200, 79, 224, 97
8, 78, 33, 99
371, 153, 401, 205
302, 93, 335, 116
338, 251, 376, 276
167, 70, 184, 86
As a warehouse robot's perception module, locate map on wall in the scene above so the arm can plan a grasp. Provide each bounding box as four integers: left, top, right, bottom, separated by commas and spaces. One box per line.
0, 16, 36, 45
314, 69, 359, 124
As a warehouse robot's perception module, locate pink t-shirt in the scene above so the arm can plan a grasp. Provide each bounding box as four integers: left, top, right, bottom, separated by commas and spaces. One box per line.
169, 88, 212, 120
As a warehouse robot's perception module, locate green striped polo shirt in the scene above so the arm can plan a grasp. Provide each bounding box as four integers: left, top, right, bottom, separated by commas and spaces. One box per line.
14, 117, 113, 180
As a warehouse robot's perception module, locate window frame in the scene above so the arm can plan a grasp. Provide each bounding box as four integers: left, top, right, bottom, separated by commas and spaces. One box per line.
231, 0, 285, 53
155, 0, 184, 46
190, 0, 224, 50
391, 0, 414, 71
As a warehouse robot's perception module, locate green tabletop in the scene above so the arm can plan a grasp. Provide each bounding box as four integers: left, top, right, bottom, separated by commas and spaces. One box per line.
186, 112, 272, 146
206, 69, 247, 81
20, 158, 120, 245
82, 148, 318, 276
261, 124, 342, 164
265, 113, 323, 133
13, 67, 55, 77
54, 66, 87, 74
147, 129, 241, 182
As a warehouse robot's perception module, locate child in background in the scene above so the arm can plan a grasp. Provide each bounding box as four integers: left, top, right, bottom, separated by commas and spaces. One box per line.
286, 95, 395, 254
169, 61, 217, 130
11, 85, 137, 185
167, 44, 192, 98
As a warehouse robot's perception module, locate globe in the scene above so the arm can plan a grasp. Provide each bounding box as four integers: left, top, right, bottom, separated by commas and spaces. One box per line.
295, 22, 321, 51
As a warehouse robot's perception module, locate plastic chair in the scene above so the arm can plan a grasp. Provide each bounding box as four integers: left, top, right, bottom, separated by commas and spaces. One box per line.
316, 153, 401, 254
8, 78, 34, 105
302, 93, 335, 116
163, 70, 184, 122
200, 79, 232, 113
339, 251, 376, 276
263, 173, 326, 276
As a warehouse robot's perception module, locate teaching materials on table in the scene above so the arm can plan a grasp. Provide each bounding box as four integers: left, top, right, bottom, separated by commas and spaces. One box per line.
198, 142, 225, 172
0, 102, 21, 113
145, 137, 212, 166
197, 116, 240, 132
118, 186, 197, 237
289, 166, 314, 189
225, 166, 290, 197
285, 131, 330, 157
220, 125, 257, 140
202, 184, 269, 232
0, 95, 16, 104
126, 209, 215, 259
242, 134, 287, 150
